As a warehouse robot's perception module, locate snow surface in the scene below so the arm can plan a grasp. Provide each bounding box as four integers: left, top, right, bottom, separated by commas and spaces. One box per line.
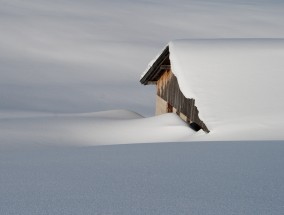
166, 39, 284, 140
0, 1, 284, 214
1, 0, 284, 116
1, 141, 283, 215
0, 110, 195, 146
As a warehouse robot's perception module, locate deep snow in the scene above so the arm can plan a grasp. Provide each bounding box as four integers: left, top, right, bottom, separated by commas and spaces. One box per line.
1, 141, 283, 215
0, 110, 195, 146
168, 39, 284, 140
0, 1, 284, 214
1, 0, 284, 116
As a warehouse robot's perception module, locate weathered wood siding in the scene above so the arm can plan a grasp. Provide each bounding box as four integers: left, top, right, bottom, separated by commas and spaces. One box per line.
156, 70, 209, 132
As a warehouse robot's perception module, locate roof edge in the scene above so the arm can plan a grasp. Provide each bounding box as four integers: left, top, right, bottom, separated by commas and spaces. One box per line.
140, 45, 170, 85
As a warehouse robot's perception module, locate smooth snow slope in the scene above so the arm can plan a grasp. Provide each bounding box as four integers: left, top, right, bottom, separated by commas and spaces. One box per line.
167, 39, 284, 141
1, 0, 284, 116
0, 110, 194, 146
1, 141, 283, 215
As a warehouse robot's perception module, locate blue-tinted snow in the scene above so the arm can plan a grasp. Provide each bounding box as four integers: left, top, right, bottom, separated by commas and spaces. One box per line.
0, 1, 283, 213
0, 0, 284, 116
0, 141, 283, 215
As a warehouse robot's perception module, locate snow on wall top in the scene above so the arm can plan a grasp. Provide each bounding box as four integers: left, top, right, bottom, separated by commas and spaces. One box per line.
146, 38, 284, 140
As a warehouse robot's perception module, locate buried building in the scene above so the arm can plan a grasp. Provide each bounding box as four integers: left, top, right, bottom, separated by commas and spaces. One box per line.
140, 45, 209, 132
140, 39, 284, 135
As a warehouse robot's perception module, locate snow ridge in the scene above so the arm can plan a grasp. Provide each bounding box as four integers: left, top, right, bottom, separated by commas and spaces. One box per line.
168, 38, 284, 140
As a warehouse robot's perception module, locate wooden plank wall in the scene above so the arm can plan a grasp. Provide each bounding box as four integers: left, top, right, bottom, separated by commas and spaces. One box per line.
156, 70, 209, 132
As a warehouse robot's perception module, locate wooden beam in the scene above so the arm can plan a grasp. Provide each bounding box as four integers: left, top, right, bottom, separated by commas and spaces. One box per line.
160, 65, 171, 70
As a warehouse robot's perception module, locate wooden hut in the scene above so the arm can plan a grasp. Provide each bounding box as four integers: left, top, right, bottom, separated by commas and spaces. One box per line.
140, 46, 210, 133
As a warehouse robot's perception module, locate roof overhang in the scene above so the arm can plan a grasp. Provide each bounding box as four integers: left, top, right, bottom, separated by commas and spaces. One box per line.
140, 46, 170, 85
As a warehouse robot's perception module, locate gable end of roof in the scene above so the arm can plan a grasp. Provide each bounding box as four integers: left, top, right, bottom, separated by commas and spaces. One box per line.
140, 46, 170, 85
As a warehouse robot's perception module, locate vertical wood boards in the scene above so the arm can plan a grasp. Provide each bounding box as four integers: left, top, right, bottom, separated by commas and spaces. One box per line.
156, 70, 209, 132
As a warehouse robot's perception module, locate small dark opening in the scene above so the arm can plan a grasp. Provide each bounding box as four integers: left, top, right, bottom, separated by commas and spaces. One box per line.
167, 103, 173, 113
189, 122, 201, 132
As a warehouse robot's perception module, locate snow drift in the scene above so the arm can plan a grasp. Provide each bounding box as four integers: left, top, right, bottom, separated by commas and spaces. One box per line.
144, 38, 284, 141
0, 110, 194, 146
0, 1, 283, 214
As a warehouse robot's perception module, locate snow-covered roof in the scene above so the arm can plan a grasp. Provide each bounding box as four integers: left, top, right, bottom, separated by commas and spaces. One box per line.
141, 38, 284, 140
